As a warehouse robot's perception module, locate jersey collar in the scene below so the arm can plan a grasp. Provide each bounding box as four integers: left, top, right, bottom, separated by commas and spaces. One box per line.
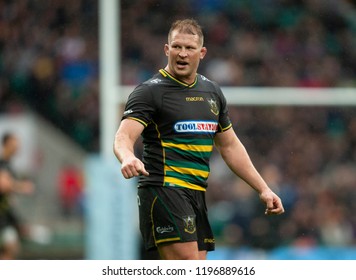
159, 69, 197, 88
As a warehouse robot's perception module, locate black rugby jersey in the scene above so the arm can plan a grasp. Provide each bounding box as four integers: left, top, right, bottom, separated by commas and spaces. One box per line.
122, 69, 232, 191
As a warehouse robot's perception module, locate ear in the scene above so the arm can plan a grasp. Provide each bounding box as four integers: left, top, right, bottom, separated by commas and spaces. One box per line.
200, 47, 207, 60
164, 44, 169, 56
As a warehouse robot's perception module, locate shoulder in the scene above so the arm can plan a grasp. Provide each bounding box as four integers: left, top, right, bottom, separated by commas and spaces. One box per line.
197, 74, 223, 93
130, 73, 167, 95
125, 73, 166, 109
141, 72, 167, 87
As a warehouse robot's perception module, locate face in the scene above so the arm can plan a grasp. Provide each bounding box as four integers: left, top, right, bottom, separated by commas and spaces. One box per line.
5, 136, 19, 158
164, 30, 207, 84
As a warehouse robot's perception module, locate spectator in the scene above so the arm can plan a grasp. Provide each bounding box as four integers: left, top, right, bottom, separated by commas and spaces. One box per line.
0, 132, 34, 259
57, 163, 84, 218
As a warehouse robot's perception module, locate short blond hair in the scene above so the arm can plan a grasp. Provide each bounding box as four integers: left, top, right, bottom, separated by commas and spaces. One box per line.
168, 18, 204, 46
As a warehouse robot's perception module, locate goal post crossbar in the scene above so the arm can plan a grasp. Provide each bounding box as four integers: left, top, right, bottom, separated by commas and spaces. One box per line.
117, 86, 356, 106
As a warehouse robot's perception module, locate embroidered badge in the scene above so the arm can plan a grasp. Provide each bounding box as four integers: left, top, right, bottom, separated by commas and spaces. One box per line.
183, 215, 196, 234
207, 98, 219, 115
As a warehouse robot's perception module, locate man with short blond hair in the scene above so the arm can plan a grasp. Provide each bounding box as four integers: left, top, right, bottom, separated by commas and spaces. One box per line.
114, 18, 284, 260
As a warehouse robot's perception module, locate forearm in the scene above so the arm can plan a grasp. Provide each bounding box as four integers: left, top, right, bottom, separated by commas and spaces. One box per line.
113, 119, 143, 163
113, 119, 149, 178
218, 138, 270, 194
113, 132, 136, 164
215, 129, 284, 215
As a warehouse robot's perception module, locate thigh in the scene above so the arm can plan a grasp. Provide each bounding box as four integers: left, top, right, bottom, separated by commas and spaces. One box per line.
158, 241, 206, 260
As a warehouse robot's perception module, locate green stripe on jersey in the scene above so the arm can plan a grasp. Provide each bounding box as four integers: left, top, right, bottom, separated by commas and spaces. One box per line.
165, 170, 207, 182
164, 146, 212, 160
165, 160, 210, 172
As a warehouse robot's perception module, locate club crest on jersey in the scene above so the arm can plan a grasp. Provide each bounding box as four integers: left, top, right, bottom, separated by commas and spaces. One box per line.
183, 215, 196, 234
150, 78, 162, 84
174, 121, 218, 133
207, 98, 219, 115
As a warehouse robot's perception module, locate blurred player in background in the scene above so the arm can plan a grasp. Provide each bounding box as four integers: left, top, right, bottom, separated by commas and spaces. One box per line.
0, 165, 17, 259
0, 132, 34, 259
114, 19, 284, 260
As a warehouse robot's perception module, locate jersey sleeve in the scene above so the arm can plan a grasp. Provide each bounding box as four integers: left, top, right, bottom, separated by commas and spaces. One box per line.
215, 84, 232, 133
121, 84, 156, 127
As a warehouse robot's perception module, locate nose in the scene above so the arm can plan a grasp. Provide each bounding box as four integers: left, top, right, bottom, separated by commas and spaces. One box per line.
179, 48, 188, 58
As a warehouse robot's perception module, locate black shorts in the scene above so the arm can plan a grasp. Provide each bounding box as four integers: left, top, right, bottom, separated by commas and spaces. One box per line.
137, 186, 215, 252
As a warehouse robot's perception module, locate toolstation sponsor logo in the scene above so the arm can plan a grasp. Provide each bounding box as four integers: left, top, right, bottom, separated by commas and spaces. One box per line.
174, 121, 218, 133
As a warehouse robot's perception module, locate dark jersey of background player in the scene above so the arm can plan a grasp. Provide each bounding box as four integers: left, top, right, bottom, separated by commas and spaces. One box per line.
0, 132, 34, 259
0, 150, 20, 237
122, 68, 232, 191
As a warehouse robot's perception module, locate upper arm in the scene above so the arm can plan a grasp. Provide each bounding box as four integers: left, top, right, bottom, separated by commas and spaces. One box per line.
214, 127, 238, 152
115, 118, 145, 145
113, 118, 145, 163
214, 127, 248, 162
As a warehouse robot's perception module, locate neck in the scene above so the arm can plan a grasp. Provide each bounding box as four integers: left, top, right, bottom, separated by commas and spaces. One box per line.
164, 66, 196, 85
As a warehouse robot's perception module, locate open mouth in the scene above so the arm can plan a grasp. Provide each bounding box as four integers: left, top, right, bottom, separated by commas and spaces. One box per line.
177, 61, 188, 67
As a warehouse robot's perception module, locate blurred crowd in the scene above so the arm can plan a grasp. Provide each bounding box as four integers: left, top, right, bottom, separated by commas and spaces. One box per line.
121, 0, 356, 87
207, 106, 356, 249
1, 0, 356, 252
0, 0, 99, 150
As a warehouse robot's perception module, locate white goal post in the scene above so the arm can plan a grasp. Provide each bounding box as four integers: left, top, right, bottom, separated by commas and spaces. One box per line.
117, 86, 356, 106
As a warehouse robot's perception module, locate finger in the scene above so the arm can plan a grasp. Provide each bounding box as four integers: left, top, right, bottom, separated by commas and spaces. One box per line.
265, 205, 284, 215
132, 169, 141, 177
122, 171, 130, 179
121, 169, 132, 179
121, 166, 135, 179
139, 167, 149, 176
123, 164, 149, 178
273, 199, 285, 213
134, 162, 149, 177
123, 161, 142, 177
265, 200, 274, 212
